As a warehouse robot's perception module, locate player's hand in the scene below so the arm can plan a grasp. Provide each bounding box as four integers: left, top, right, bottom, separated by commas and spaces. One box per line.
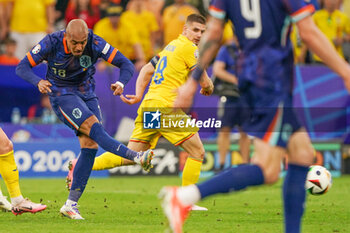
200, 79, 214, 96
37, 80, 52, 93
111, 82, 124, 96
174, 78, 198, 111
120, 94, 141, 105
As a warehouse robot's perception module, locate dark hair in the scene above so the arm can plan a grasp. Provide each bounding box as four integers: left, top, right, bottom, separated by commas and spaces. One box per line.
186, 14, 206, 25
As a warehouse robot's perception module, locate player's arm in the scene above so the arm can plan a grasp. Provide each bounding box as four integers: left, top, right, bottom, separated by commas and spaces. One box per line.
213, 60, 238, 84
199, 71, 214, 96
297, 16, 350, 91
120, 62, 155, 105
16, 36, 52, 93
108, 50, 135, 96
98, 42, 135, 96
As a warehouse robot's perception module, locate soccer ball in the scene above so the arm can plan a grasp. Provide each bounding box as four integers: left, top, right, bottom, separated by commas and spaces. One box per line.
305, 165, 332, 195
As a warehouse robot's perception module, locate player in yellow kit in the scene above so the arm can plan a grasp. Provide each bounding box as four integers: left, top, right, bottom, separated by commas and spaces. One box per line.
0, 128, 46, 215
66, 14, 213, 210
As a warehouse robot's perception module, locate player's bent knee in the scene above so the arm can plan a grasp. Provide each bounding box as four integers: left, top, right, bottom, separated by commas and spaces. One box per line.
253, 161, 280, 184
0, 139, 13, 155
189, 145, 205, 160
79, 135, 99, 149
289, 148, 314, 166
264, 170, 280, 184
260, 165, 280, 184
79, 115, 100, 135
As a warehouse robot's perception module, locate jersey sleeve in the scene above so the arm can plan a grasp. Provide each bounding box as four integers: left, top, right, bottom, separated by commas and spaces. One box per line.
284, 0, 315, 23
215, 46, 229, 63
209, 0, 227, 20
92, 33, 120, 63
25, 34, 53, 67
183, 45, 198, 71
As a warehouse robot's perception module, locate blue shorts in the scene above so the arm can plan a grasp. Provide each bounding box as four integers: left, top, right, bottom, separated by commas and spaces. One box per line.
219, 97, 246, 128
50, 92, 102, 134
240, 86, 303, 148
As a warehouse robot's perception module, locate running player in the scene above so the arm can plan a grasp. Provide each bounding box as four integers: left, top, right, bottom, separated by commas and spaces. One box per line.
67, 14, 213, 211
16, 19, 154, 219
0, 128, 46, 215
160, 1, 350, 233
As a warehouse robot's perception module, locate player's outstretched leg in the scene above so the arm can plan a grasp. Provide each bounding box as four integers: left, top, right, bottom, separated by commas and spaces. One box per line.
88, 123, 154, 170
11, 198, 47, 215
159, 187, 191, 233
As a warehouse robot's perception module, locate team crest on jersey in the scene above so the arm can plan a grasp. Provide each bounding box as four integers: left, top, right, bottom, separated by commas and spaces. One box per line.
72, 108, 82, 119
80, 55, 92, 68
32, 44, 41, 54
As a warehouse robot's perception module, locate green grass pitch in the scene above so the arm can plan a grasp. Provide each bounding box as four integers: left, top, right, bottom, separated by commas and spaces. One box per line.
0, 176, 349, 233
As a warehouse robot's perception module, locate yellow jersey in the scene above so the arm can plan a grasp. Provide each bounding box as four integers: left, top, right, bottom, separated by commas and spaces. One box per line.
144, 34, 198, 105
93, 16, 140, 60
9, 0, 55, 33
313, 9, 350, 61
122, 10, 159, 60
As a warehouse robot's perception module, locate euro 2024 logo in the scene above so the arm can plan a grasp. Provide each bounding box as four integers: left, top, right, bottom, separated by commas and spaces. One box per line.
143, 110, 161, 129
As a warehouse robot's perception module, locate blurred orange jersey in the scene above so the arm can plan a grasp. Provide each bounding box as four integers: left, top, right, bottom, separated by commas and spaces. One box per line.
0, 55, 20, 65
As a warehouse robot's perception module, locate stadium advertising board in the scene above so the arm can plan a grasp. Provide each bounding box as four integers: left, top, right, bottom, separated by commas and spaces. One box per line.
13, 141, 109, 177
11, 140, 343, 177
178, 141, 343, 177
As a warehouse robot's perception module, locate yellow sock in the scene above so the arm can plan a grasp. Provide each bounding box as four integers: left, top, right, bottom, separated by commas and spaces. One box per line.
0, 150, 21, 198
92, 152, 124, 170
182, 157, 203, 186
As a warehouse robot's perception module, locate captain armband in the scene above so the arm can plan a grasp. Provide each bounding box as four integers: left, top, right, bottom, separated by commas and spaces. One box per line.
150, 55, 160, 68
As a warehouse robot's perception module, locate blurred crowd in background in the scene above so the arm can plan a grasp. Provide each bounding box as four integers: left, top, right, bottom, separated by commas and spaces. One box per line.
1, 0, 350, 124
0, 0, 211, 69
2, 0, 350, 66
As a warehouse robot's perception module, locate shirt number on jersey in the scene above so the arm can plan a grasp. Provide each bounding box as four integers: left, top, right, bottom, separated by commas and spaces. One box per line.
240, 0, 262, 39
153, 56, 167, 84
51, 67, 66, 78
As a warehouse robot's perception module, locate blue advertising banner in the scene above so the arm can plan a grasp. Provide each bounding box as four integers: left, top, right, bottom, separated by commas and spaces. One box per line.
1, 64, 349, 141
13, 141, 109, 177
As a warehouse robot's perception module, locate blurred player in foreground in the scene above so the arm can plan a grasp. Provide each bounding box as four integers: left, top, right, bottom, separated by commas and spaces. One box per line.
0, 128, 46, 215
67, 14, 213, 211
160, 0, 350, 233
16, 19, 154, 220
